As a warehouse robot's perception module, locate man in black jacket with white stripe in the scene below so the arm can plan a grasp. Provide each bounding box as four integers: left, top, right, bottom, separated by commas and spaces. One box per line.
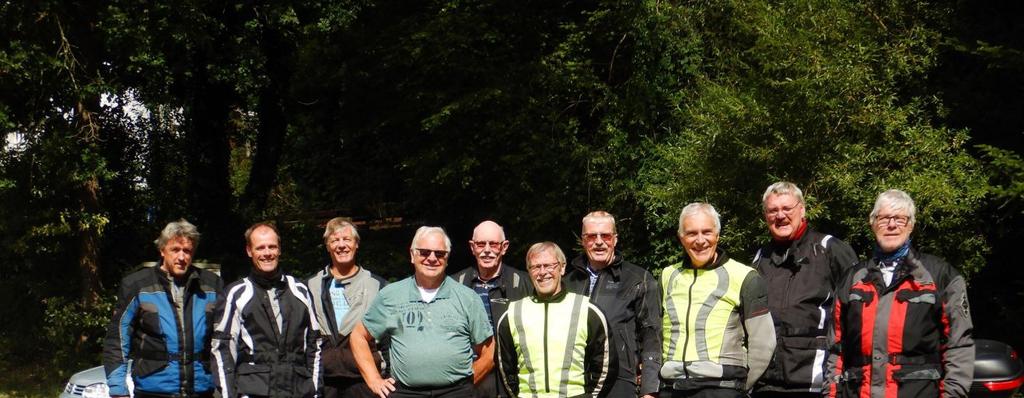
751, 182, 858, 398
212, 222, 323, 398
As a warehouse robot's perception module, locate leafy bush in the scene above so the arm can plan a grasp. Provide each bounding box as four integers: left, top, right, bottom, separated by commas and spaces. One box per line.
43, 295, 114, 373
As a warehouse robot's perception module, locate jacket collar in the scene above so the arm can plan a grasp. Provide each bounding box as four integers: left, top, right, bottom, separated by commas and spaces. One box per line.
864, 247, 933, 288
680, 248, 730, 270
463, 263, 507, 284
531, 282, 570, 303
151, 263, 200, 288
319, 264, 368, 287
570, 251, 624, 279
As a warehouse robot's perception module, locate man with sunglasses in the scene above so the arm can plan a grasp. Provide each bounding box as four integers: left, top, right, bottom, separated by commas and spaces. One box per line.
453, 220, 532, 397
565, 211, 661, 398
750, 182, 859, 398
351, 226, 494, 398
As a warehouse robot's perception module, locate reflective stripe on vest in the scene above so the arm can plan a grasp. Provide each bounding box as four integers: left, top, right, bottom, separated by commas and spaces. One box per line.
508, 292, 589, 398
661, 259, 753, 367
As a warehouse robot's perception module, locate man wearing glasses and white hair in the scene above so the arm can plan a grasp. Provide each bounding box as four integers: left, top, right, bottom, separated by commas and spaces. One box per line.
751, 182, 858, 398
351, 226, 494, 398
453, 220, 532, 397
565, 211, 661, 398
496, 242, 613, 398
824, 190, 974, 398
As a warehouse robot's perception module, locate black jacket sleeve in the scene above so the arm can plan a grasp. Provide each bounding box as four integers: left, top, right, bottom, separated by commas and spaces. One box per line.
827, 238, 859, 288
739, 271, 776, 391
585, 304, 615, 397
495, 311, 518, 397
103, 277, 139, 397
637, 269, 662, 395
210, 287, 239, 398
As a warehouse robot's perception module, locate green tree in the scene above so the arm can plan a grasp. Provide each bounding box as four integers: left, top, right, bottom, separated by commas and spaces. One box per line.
637, 0, 989, 272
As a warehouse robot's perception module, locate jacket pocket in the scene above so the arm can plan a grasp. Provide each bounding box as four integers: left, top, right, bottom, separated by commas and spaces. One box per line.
294, 365, 315, 398
838, 366, 865, 398
138, 306, 163, 335
236, 363, 271, 396
616, 326, 637, 380
770, 336, 827, 388
132, 358, 167, 378
892, 366, 941, 397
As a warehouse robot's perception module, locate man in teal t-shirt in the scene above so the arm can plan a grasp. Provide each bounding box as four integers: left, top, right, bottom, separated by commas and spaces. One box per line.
351, 226, 494, 398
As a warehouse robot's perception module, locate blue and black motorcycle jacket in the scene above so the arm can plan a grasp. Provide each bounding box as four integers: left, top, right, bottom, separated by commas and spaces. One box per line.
103, 265, 223, 397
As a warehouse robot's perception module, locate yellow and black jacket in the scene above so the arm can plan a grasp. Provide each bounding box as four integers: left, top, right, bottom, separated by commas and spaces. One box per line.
496, 287, 615, 398
660, 250, 776, 392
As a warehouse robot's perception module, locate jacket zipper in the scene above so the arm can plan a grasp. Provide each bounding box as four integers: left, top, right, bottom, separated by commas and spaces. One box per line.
589, 271, 602, 301
543, 302, 550, 392
681, 268, 698, 378
784, 264, 795, 312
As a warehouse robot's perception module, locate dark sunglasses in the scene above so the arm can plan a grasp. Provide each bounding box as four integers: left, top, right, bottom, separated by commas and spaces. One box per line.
414, 248, 449, 259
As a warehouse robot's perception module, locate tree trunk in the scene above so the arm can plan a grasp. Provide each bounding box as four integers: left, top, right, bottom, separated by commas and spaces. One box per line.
241, 24, 292, 215
77, 175, 103, 307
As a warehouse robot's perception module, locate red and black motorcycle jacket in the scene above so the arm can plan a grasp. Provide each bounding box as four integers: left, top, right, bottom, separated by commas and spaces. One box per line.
824, 248, 974, 398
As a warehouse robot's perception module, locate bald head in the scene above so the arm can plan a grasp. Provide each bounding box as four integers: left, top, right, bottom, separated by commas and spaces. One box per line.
473, 220, 506, 241
469, 220, 509, 277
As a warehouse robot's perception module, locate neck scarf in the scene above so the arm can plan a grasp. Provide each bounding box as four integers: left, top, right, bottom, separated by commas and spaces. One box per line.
874, 239, 911, 263
772, 220, 808, 244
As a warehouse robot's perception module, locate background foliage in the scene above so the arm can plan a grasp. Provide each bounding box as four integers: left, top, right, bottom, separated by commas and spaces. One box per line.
0, 0, 1021, 392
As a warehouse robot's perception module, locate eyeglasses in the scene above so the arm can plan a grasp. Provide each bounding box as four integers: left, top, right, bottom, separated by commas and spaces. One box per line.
471, 240, 505, 249
528, 262, 562, 273
765, 205, 800, 216
875, 215, 910, 227
414, 248, 449, 259
582, 232, 616, 243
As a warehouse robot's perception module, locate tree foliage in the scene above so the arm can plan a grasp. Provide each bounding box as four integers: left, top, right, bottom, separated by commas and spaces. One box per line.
636, 0, 988, 272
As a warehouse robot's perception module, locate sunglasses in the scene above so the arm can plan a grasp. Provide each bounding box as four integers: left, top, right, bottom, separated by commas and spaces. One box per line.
582, 232, 616, 243
414, 248, 449, 259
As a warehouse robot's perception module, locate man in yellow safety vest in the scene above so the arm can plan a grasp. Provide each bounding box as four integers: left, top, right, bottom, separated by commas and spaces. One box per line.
496, 242, 616, 398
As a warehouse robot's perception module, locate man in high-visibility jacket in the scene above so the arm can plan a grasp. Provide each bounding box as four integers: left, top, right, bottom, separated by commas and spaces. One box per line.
661, 203, 777, 398
497, 242, 615, 398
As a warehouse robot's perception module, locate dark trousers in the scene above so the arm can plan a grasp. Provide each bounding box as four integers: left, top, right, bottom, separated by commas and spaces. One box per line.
751, 392, 820, 398
323, 376, 376, 398
472, 371, 507, 398
603, 379, 639, 397
134, 390, 214, 398
660, 387, 745, 398
391, 378, 474, 398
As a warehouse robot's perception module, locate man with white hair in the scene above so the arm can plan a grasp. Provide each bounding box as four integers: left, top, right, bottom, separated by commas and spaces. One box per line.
824, 190, 974, 398
660, 203, 776, 398
751, 182, 858, 398
453, 220, 532, 397
351, 226, 494, 398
